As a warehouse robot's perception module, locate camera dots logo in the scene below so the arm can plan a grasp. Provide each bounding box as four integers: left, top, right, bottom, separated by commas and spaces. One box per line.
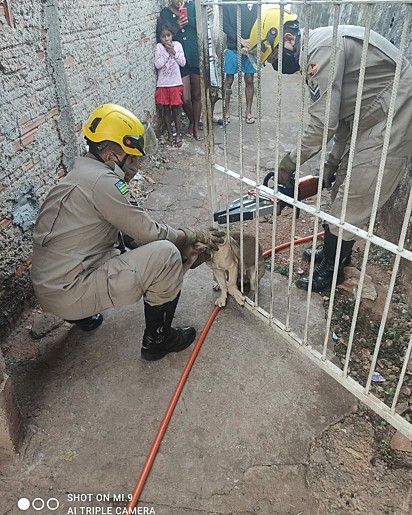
17, 498, 59, 511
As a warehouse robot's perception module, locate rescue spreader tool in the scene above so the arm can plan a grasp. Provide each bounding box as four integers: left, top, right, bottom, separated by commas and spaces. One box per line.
213, 173, 320, 224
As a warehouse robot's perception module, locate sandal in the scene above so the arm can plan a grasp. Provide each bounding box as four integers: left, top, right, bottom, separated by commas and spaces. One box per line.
174, 137, 183, 148
245, 115, 256, 124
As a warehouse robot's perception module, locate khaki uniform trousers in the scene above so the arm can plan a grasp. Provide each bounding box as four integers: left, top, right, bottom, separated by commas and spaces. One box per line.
60, 240, 183, 321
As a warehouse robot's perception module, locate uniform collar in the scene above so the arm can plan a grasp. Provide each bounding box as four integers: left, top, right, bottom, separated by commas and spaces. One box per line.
85, 152, 125, 180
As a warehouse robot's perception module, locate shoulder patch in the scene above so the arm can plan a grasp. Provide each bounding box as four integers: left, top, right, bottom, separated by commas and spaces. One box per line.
307, 63, 319, 78
115, 180, 129, 195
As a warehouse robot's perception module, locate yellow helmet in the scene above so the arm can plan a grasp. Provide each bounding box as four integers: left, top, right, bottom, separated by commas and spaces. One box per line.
249, 8, 299, 64
82, 103, 157, 156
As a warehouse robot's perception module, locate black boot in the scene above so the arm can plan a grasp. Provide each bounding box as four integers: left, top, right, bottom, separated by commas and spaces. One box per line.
302, 247, 324, 264
141, 293, 196, 361
302, 226, 352, 266
67, 313, 104, 331
302, 247, 352, 266
296, 230, 355, 292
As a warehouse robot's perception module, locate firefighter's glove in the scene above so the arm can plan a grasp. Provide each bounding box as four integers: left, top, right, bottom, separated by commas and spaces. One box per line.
278, 153, 296, 188
323, 159, 339, 189
182, 227, 226, 251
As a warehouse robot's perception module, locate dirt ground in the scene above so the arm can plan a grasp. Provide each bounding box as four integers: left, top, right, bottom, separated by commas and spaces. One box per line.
3, 131, 412, 514
137, 135, 412, 512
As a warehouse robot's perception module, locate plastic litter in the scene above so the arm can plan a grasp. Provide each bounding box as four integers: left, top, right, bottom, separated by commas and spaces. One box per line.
372, 371, 386, 383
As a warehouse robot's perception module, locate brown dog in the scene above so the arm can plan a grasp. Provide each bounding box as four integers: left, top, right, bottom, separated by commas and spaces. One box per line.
182, 231, 265, 307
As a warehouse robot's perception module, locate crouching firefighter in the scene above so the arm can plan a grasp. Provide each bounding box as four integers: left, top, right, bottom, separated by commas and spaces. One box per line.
249, 8, 412, 292
31, 103, 224, 360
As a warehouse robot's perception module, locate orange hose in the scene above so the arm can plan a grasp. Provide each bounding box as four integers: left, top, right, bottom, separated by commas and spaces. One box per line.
126, 230, 325, 512
126, 305, 221, 512
262, 231, 324, 258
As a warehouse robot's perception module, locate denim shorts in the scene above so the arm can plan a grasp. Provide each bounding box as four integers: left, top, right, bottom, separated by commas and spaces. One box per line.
180, 65, 200, 78
224, 49, 256, 75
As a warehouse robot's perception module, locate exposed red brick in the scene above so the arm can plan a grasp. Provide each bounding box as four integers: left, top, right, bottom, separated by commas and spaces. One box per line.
30, 95, 38, 105
0, 184, 6, 192
57, 167, 66, 179
0, 375, 23, 456
75, 122, 82, 132
15, 258, 32, 278
21, 114, 46, 135
48, 106, 59, 119
3, 0, 14, 28
12, 140, 22, 152
0, 6, 5, 16
20, 130, 36, 147
64, 55, 74, 67
0, 217, 12, 230
37, 51, 45, 61
18, 114, 30, 126
19, 17, 26, 28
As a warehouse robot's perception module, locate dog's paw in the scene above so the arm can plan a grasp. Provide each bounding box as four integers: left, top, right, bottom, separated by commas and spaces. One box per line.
212, 282, 221, 291
215, 295, 227, 307
232, 290, 245, 306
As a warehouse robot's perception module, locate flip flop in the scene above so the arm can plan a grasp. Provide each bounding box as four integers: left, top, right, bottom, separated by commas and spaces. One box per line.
174, 138, 183, 148
245, 116, 256, 124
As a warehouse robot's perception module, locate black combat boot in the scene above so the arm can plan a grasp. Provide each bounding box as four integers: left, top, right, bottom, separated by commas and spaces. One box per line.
302, 225, 352, 266
296, 229, 355, 292
141, 293, 196, 361
67, 313, 104, 331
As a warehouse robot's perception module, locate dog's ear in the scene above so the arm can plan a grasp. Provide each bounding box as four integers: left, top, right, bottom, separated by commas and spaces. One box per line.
192, 241, 209, 253
190, 249, 209, 269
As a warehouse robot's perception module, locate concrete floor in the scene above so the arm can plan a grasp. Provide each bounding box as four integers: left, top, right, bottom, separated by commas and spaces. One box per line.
1, 69, 357, 515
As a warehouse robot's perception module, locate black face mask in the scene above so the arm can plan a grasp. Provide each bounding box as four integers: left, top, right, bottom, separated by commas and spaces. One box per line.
272, 48, 300, 74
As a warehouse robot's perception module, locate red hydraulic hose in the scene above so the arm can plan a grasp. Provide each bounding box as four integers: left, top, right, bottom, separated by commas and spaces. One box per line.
126, 230, 324, 512
126, 305, 221, 513
262, 231, 324, 258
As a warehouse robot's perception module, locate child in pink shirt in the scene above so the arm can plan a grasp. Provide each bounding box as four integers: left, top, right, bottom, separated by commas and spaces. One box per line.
155, 22, 186, 148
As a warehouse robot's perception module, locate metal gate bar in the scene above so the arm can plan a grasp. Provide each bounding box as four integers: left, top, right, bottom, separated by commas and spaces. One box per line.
197, 0, 412, 439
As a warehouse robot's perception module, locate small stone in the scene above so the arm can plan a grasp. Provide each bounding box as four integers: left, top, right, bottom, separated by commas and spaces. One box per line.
390, 431, 412, 453
30, 313, 64, 339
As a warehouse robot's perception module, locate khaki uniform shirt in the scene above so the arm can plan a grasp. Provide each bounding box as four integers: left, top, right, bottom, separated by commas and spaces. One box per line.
290, 25, 410, 165
31, 154, 178, 308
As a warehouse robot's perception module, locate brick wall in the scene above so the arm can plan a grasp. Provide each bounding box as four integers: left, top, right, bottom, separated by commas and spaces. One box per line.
0, 0, 165, 342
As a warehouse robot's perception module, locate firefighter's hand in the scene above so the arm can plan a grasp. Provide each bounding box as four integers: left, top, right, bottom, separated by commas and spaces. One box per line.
323, 159, 339, 189
278, 153, 296, 188
182, 227, 226, 251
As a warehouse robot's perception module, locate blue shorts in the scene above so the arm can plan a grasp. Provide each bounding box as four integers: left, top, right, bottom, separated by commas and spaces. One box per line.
224, 49, 256, 75
180, 65, 200, 78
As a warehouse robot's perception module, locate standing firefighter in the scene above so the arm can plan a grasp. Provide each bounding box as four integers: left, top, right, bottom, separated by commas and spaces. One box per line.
250, 8, 412, 291
31, 104, 224, 360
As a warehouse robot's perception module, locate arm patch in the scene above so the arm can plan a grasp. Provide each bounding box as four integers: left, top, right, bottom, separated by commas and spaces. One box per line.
115, 180, 129, 195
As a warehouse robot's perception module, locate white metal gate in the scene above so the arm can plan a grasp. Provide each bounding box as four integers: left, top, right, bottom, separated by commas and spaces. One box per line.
195, 0, 412, 439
